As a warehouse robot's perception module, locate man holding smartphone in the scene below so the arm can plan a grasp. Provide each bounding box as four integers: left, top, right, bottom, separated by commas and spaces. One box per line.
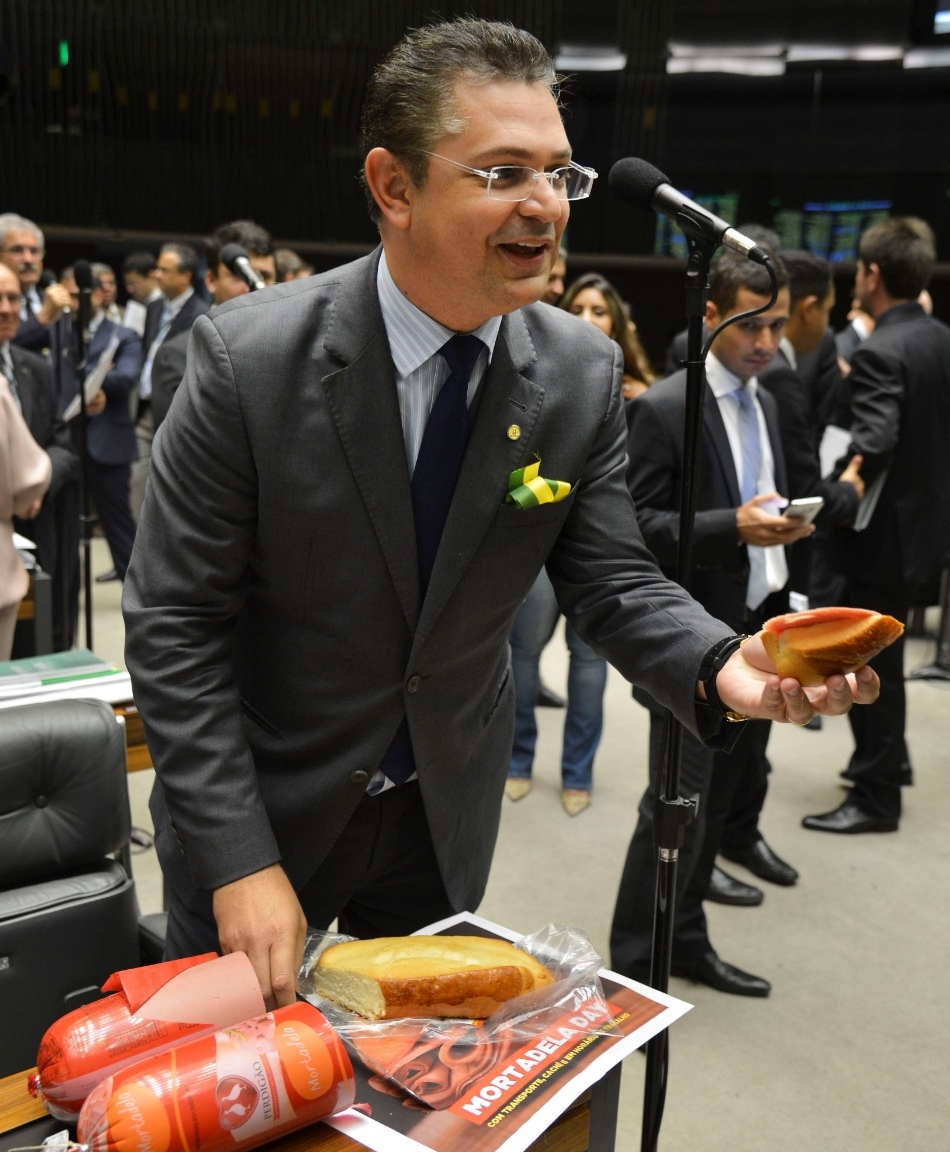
611, 251, 815, 996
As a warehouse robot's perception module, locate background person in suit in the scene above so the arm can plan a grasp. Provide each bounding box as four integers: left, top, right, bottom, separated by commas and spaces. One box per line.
610, 252, 815, 997
805, 217, 950, 835
0, 213, 72, 358
150, 220, 277, 432
123, 17, 878, 1008
59, 266, 142, 583
122, 251, 161, 338
130, 242, 208, 520
0, 262, 79, 650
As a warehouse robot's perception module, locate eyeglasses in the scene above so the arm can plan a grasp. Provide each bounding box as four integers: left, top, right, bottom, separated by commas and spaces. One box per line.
1, 244, 42, 256
420, 152, 598, 202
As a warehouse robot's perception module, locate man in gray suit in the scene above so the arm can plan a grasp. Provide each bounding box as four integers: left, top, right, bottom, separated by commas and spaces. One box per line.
123, 17, 878, 1008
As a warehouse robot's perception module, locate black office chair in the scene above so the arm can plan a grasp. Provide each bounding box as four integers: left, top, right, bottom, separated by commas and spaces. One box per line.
0, 697, 142, 1075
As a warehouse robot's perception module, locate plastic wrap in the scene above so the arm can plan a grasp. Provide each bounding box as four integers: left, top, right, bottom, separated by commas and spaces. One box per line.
298, 922, 614, 1109
32, 953, 265, 1121
77, 1002, 355, 1152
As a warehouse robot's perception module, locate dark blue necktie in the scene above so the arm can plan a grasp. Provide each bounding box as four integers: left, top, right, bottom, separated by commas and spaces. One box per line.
378, 332, 483, 787
411, 333, 484, 592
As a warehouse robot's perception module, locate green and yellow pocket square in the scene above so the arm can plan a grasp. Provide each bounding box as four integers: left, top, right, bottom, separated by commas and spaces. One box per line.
506, 459, 572, 509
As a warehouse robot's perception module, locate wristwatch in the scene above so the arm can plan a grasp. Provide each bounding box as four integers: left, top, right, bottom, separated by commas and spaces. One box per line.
698, 635, 751, 723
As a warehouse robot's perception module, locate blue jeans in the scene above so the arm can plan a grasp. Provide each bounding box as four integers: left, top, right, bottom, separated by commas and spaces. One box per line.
508, 570, 608, 791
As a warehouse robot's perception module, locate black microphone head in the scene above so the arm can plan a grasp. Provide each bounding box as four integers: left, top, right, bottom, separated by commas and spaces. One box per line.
220, 243, 249, 272
74, 259, 94, 290
608, 157, 670, 208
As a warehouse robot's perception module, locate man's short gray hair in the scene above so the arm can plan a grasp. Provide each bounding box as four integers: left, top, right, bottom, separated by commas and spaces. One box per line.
0, 213, 44, 253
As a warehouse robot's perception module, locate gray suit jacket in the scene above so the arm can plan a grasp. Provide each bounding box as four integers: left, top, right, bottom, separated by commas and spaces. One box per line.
123, 250, 732, 911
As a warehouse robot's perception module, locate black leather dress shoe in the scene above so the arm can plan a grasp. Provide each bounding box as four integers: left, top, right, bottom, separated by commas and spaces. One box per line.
536, 681, 565, 708
722, 838, 798, 886
802, 798, 899, 834
706, 865, 763, 906
95, 568, 120, 583
671, 951, 770, 997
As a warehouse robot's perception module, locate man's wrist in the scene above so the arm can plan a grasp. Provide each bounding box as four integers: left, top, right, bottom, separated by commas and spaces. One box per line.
697, 635, 751, 723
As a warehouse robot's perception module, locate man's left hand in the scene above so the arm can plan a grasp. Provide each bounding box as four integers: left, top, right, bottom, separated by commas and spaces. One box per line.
715, 632, 880, 725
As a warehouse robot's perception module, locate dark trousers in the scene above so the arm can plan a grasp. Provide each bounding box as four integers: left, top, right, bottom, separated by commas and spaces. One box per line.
163, 781, 455, 959
610, 707, 771, 981
841, 582, 907, 821
89, 460, 137, 578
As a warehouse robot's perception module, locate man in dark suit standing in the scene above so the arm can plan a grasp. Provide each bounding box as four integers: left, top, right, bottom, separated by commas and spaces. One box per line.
805, 217, 950, 834
123, 18, 879, 1008
59, 266, 142, 582
150, 220, 277, 432
610, 253, 815, 997
0, 262, 79, 650
130, 242, 208, 521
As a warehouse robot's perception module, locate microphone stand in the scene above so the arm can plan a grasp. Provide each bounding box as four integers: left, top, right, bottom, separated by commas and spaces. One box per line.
640, 233, 715, 1152
73, 288, 95, 651
51, 311, 73, 643
641, 241, 778, 1152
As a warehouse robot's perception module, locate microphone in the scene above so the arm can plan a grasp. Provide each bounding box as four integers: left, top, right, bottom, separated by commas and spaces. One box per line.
74, 259, 94, 338
220, 243, 266, 291
609, 158, 769, 265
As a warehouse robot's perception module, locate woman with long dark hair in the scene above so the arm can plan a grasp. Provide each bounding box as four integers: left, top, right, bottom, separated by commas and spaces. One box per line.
561, 272, 655, 401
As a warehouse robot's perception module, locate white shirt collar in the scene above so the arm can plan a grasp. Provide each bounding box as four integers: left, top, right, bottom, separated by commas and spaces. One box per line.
376, 251, 501, 377
705, 352, 758, 400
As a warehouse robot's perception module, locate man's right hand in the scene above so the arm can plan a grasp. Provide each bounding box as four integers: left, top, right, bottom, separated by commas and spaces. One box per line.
213, 863, 308, 1009
38, 282, 71, 327
839, 453, 865, 501
736, 492, 815, 548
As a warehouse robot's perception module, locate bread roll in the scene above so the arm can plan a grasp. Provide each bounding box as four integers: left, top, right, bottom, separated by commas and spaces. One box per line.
311, 935, 555, 1020
760, 607, 904, 686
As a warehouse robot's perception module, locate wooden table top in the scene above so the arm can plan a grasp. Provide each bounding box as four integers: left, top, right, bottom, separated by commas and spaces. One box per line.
0, 1069, 590, 1152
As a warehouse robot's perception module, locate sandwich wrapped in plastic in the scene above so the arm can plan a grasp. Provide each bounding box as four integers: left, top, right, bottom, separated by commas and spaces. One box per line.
298, 922, 614, 1109
31, 952, 265, 1121
77, 1002, 355, 1152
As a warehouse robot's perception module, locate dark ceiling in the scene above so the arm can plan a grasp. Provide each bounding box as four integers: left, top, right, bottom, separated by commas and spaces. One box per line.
0, 0, 947, 261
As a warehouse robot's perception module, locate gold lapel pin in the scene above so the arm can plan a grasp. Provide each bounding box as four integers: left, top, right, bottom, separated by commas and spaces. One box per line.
506, 424, 522, 441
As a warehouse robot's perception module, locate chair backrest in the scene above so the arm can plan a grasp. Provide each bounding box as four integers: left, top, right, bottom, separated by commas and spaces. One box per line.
0, 697, 141, 1075
0, 697, 131, 886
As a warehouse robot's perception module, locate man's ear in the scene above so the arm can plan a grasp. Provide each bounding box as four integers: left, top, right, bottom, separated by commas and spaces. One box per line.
796, 294, 819, 320
364, 148, 413, 230
705, 299, 720, 328
863, 261, 882, 294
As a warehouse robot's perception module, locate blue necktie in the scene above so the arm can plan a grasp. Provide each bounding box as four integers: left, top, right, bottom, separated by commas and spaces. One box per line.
733, 384, 768, 610
732, 384, 761, 504
378, 333, 483, 787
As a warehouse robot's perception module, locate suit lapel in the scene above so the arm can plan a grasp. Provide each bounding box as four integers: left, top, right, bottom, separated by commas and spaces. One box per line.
10, 349, 35, 426
703, 380, 743, 506
319, 254, 421, 630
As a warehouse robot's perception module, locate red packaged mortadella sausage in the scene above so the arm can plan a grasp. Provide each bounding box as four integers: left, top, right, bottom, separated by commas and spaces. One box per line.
32, 953, 265, 1121
77, 1003, 355, 1152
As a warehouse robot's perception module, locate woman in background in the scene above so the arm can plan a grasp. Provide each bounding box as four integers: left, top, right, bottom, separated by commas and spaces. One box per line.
0, 373, 51, 659
561, 272, 655, 402
505, 274, 655, 816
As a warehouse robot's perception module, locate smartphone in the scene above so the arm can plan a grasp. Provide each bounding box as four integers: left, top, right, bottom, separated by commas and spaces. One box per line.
782, 496, 824, 525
